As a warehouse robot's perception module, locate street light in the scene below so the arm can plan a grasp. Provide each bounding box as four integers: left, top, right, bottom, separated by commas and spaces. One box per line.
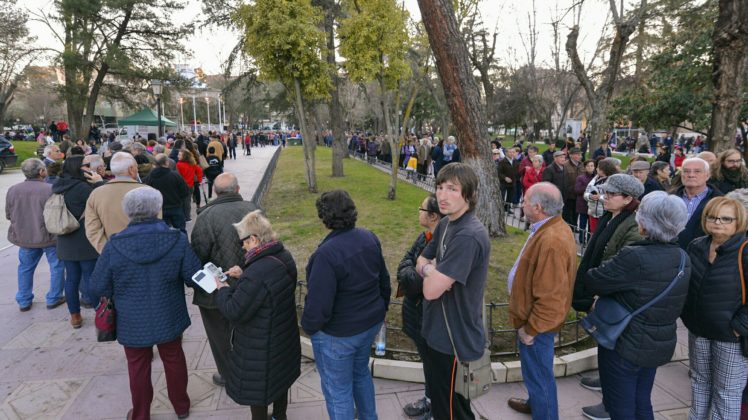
151, 80, 163, 137
178, 97, 185, 132
205, 97, 211, 131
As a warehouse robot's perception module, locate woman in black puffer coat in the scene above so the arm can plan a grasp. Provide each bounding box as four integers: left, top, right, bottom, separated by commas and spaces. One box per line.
396, 194, 442, 418
683, 196, 748, 420
214, 210, 300, 420
585, 191, 691, 419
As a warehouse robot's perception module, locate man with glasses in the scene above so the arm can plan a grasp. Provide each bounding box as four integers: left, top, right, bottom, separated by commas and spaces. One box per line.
712, 149, 748, 194
672, 157, 723, 249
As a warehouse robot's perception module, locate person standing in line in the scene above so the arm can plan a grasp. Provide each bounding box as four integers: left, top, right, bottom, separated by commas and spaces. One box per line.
6, 158, 65, 312
415, 163, 491, 420
302, 190, 390, 420
506, 182, 577, 419
397, 194, 443, 420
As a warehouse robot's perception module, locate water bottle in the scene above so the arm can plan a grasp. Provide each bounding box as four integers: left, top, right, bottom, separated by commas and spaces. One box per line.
374, 323, 386, 356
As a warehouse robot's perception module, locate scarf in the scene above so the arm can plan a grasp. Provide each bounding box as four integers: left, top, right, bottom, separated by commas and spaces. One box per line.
244, 240, 279, 265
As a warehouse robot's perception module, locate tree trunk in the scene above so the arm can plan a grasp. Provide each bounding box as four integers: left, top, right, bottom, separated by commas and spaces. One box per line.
378, 76, 398, 200
707, 0, 748, 153
417, 0, 505, 236
323, 4, 347, 176
294, 78, 317, 193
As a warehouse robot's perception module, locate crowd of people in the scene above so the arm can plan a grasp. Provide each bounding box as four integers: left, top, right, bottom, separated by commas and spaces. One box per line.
9, 124, 748, 420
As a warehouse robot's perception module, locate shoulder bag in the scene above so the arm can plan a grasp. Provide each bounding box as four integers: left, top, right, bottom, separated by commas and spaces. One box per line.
437, 221, 493, 399
43, 193, 80, 235
581, 249, 686, 350
736, 241, 748, 357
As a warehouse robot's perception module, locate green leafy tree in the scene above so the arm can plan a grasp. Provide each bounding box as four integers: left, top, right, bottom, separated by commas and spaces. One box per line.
36, 0, 191, 140
338, 0, 411, 200
235, 0, 330, 192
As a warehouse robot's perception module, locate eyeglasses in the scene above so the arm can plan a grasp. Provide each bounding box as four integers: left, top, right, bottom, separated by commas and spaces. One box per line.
705, 215, 736, 224
605, 192, 628, 198
726, 159, 743, 164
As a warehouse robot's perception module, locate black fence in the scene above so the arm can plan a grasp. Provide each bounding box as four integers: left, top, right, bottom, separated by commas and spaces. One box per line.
292, 151, 593, 358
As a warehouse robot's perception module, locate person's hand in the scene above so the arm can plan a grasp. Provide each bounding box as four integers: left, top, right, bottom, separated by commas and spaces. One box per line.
504, 177, 512, 183
225, 266, 242, 278
518, 326, 535, 346
214, 276, 228, 289
590, 192, 599, 201
84, 171, 103, 184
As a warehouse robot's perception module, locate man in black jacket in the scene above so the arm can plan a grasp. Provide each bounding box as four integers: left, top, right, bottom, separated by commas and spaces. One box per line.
672, 157, 723, 249
191, 173, 258, 387
144, 154, 190, 232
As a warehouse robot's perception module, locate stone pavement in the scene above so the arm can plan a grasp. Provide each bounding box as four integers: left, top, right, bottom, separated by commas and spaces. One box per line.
0, 145, 692, 419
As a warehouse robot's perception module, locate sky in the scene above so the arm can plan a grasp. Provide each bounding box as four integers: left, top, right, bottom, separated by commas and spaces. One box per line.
24, 0, 614, 75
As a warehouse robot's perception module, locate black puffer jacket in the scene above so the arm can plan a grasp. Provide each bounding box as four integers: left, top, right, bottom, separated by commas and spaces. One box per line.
214, 242, 301, 406
683, 234, 748, 341
586, 241, 690, 368
674, 185, 722, 249
144, 166, 189, 209
396, 232, 429, 341
52, 176, 102, 261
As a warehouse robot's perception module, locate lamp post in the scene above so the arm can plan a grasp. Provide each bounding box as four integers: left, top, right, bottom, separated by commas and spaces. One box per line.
178, 97, 185, 132
217, 96, 222, 131
151, 80, 163, 137
191, 95, 197, 133
205, 97, 211, 131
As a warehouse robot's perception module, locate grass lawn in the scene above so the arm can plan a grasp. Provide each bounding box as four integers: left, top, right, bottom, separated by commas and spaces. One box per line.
11, 141, 39, 165
263, 146, 587, 356
530, 141, 643, 169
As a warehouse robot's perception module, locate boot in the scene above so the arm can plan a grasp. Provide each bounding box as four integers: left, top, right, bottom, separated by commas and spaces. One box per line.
70, 313, 83, 329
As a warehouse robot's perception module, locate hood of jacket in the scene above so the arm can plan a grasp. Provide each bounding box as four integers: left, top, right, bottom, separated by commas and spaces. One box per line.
51, 176, 86, 194
109, 219, 183, 264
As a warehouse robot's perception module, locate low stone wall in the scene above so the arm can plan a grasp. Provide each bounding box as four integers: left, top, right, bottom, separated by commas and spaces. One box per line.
253, 146, 282, 206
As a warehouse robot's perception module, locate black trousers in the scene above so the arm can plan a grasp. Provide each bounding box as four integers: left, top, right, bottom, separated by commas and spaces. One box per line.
250, 391, 288, 420
198, 306, 231, 377
562, 199, 577, 227
424, 346, 475, 420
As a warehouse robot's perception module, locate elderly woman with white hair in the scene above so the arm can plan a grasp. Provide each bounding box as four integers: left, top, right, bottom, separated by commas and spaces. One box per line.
90, 187, 201, 420
584, 191, 691, 419
213, 210, 300, 420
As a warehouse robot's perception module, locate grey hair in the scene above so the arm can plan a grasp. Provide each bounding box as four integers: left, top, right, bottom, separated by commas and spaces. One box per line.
122, 187, 162, 222
531, 155, 544, 164
84, 154, 104, 170
110, 152, 136, 176
214, 174, 239, 195
635, 191, 687, 242
154, 153, 169, 167
153, 144, 165, 154
43, 145, 59, 158
527, 182, 564, 217
727, 188, 748, 209
131, 142, 146, 153
21, 158, 46, 179
682, 157, 710, 173
607, 157, 622, 168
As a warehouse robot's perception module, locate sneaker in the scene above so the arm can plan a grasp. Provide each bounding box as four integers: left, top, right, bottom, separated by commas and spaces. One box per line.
19, 304, 32, 312
403, 397, 431, 417
580, 375, 602, 391
46, 297, 66, 310
582, 402, 610, 420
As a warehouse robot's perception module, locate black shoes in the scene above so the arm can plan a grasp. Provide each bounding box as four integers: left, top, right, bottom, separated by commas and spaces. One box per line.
580, 375, 602, 392
19, 303, 31, 312
212, 372, 225, 387
403, 397, 430, 417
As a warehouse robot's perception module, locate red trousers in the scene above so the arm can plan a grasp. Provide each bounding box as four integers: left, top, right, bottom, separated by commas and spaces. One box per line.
123, 337, 190, 420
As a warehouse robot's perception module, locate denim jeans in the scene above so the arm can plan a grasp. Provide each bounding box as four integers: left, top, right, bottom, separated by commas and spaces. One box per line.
519, 332, 559, 420
311, 321, 382, 420
16, 246, 65, 308
578, 213, 590, 243
63, 259, 97, 314
598, 345, 656, 420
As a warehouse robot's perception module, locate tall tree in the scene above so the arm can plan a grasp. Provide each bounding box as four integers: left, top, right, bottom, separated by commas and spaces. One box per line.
417, 0, 505, 236
36, 0, 191, 140
707, 0, 748, 152
339, 0, 411, 199
236, 0, 330, 192
566, 0, 647, 152
0, 0, 38, 126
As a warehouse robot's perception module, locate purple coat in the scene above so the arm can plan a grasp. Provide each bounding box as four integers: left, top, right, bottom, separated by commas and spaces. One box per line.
575, 173, 594, 214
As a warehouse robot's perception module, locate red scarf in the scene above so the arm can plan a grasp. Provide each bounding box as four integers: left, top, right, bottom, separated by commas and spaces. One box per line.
244, 240, 279, 265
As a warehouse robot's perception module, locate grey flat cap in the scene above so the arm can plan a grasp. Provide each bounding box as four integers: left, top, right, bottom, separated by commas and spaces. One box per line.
599, 173, 645, 197
630, 160, 651, 171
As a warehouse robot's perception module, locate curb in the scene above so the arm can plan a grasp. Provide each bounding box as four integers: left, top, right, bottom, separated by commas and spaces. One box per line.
300, 336, 688, 384
252, 146, 282, 207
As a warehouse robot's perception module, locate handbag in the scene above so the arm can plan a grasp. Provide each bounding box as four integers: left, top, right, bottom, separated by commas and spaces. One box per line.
736, 241, 748, 357
198, 154, 209, 170
437, 221, 493, 399
95, 297, 117, 342
581, 249, 686, 350
43, 193, 80, 235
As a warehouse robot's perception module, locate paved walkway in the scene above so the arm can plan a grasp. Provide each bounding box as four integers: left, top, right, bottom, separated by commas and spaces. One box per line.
0, 146, 691, 419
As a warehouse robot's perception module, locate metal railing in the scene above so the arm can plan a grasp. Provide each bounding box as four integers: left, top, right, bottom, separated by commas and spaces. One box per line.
292, 151, 593, 357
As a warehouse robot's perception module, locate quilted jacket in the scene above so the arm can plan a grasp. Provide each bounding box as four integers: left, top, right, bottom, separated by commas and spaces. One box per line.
90, 219, 201, 347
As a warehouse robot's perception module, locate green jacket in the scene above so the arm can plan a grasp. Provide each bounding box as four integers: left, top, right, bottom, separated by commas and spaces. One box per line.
601, 212, 643, 262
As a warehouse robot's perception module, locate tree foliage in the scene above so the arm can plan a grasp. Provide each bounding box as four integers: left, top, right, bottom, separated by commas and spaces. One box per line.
0, 0, 38, 126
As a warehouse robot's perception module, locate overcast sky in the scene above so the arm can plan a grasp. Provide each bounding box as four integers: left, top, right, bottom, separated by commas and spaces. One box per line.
25, 0, 613, 75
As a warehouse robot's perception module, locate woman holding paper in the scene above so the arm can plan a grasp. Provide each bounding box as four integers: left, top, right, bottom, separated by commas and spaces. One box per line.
214, 210, 301, 420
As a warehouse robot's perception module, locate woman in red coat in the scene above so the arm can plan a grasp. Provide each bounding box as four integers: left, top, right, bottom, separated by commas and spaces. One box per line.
522, 155, 545, 193
176, 150, 203, 221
